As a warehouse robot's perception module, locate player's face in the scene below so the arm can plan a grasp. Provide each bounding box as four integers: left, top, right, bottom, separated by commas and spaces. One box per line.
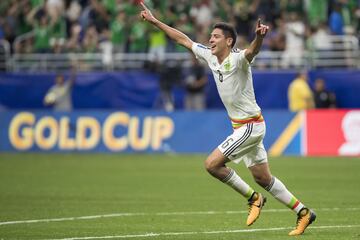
56, 76, 64, 85
209, 28, 228, 55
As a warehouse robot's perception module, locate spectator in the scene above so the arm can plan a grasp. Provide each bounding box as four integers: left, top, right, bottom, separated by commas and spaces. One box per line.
338, 0, 358, 35
81, 24, 99, 70
66, 21, 82, 52
129, 21, 147, 53
43, 70, 76, 111
233, 0, 255, 44
252, 0, 277, 24
88, 0, 110, 32
101, 0, 117, 17
110, 10, 127, 52
329, 2, 344, 35
288, 71, 314, 112
147, 25, 167, 66
281, 12, 305, 68
167, 0, 190, 16
215, 0, 233, 22
157, 60, 182, 112
31, 0, 45, 8
26, 7, 52, 53
82, 24, 98, 53
267, 18, 286, 51
1, 3, 18, 46
122, 0, 143, 17
0, 17, 4, 40
184, 54, 208, 110
173, 13, 195, 52
17, 1, 33, 36
284, 0, 304, 15
0, 0, 358, 69
98, 28, 113, 70
305, 0, 328, 27
45, 0, 66, 42
307, 22, 332, 51
66, 0, 82, 24
190, 0, 213, 30
356, 4, 360, 37
46, 0, 65, 20
313, 78, 337, 108
4, 2, 18, 36
49, 12, 66, 53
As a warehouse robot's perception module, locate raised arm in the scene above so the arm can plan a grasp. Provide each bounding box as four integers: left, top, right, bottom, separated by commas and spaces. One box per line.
26, 6, 40, 27
245, 19, 269, 63
68, 64, 77, 86
140, 2, 193, 50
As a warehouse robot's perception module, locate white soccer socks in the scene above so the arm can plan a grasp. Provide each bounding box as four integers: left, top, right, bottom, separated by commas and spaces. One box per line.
265, 176, 304, 213
222, 168, 255, 199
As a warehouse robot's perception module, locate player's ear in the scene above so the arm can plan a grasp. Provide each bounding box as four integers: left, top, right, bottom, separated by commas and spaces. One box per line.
226, 38, 233, 47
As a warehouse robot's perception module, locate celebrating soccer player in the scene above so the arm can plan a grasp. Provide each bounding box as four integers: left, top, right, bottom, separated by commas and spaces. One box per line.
140, 2, 316, 236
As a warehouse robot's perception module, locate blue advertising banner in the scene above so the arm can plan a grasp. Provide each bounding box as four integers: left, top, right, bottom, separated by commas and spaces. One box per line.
1, 70, 359, 110
0, 110, 300, 155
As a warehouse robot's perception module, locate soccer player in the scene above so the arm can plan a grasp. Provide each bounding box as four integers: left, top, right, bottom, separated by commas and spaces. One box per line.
140, 3, 316, 236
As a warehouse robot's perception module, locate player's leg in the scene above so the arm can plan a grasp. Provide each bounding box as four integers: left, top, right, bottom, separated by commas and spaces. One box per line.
204, 148, 255, 200
206, 123, 266, 226
239, 143, 268, 226
248, 162, 316, 236
250, 162, 304, 211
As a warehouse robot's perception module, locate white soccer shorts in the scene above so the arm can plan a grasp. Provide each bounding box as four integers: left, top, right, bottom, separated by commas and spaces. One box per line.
218, 122, 268, 168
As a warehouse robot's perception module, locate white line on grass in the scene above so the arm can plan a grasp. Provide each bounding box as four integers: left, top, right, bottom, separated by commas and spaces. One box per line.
48, 225, 360, 240
1, 207, 359, 226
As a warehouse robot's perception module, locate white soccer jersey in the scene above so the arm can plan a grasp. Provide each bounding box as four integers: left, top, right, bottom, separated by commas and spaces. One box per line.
191, 43, 261, 123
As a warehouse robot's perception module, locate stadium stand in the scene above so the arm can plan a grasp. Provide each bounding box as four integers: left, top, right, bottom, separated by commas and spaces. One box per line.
0, 0, 359, 72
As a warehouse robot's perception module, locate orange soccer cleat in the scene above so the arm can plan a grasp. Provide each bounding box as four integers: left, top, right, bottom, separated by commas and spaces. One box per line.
288, 208, 317, 236
246, 192, 266, 226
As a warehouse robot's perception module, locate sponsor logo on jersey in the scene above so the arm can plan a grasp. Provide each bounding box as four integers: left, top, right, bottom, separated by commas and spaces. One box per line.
197, 44, 209, 50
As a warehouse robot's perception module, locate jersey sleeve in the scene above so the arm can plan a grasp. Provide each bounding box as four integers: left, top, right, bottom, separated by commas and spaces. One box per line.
62, 80, 72, 93
191, 42, 212, 62
234, 49, 254, 69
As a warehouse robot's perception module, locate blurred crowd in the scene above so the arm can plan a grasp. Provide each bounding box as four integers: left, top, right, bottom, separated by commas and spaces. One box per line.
0, 0, 359, 56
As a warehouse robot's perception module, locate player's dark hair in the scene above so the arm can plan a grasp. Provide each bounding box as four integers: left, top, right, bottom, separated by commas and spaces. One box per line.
213, 22, 237, 48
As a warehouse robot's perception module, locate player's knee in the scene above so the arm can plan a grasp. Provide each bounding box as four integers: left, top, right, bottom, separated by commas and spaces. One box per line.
204, 156, 219, 175
254, 174, 272, 188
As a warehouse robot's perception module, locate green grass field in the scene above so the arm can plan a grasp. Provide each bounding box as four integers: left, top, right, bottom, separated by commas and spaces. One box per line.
0, 153, 359, 240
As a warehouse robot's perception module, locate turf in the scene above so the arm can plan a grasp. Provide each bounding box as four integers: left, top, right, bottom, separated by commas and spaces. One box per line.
0, 153, 359, 240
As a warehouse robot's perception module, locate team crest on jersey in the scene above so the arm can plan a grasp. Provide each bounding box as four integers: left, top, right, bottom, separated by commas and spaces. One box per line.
224, 61, 231, 71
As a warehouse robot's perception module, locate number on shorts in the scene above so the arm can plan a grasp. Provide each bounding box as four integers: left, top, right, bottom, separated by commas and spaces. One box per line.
221, 137, 234, 149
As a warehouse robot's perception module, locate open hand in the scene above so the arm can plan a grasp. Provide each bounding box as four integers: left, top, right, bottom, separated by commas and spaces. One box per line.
255, 19, 269, 38
140, 2, 157, 23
